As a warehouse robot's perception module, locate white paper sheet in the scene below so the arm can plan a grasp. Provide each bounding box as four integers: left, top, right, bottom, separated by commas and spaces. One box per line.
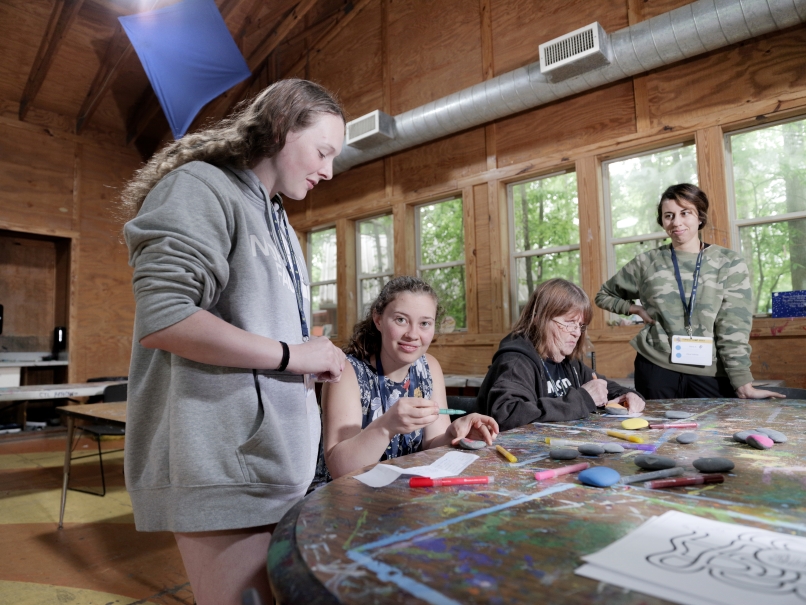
353, 451, 479, 488
575, 511, 806, 605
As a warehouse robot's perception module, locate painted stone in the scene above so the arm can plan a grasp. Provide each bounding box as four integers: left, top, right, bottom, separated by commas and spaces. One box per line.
578, 467, 621, 487
746, 434, 774, 450
635, 455, 677, 471
733, 430, 752, 443
578, 444, 605, 456
457, 438, 486, 450
605, 404, 630, 416
754, 427, 787, 443
621, 418, 649, 430
676, 432, 698, 444
602, 443, 625, 453
693, 457, 735, 473
665, 411, 693, 419
550, 448, 580, 460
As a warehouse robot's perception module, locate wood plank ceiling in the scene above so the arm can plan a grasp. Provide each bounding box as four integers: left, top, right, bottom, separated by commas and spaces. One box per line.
1, 0, 358, 158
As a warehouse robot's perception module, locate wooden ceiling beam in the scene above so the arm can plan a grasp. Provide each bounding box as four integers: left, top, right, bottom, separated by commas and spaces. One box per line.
20, 0, 86, 121
125, 0, 269, 146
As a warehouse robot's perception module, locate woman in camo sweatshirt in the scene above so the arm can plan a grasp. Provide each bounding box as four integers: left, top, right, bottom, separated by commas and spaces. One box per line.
595, 183, 784, 401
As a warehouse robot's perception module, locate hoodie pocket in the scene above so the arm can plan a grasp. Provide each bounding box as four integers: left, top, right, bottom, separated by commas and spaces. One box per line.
236, 372, 311, 485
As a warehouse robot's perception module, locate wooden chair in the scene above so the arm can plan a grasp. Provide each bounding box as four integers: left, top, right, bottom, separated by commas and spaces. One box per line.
68, 383, 127, 497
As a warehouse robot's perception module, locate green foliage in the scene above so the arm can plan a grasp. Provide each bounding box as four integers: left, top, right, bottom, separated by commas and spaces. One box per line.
422, 266, 466, 330
358, 215, 393, 275
309, 227, 337, 283
731, 118, 806, 313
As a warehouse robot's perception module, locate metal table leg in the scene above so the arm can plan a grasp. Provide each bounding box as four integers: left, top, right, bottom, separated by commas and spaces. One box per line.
58, 416, 74, 529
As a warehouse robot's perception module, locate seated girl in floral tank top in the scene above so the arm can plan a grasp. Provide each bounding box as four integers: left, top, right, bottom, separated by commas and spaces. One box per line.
322, 276, 499, 479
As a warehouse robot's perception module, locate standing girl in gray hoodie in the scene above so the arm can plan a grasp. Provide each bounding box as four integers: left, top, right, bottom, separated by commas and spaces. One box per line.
122, 79, 346, 605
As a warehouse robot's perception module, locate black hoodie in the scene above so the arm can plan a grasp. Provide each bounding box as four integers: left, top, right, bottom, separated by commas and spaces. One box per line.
476, 333, 638, 431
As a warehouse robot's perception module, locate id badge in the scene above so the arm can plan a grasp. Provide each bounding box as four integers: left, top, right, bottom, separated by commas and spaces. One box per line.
671, 335, 714, 366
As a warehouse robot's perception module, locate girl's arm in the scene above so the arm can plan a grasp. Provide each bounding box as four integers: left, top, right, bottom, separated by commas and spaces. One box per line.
140, 309, 346, 380
322, 363, 440, 479
422, 354, 498, 449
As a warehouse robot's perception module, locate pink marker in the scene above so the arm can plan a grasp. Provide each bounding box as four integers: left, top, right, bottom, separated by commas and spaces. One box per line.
409, 476, 493, 488
649, 422, 698, 429
534, 462, 590, 481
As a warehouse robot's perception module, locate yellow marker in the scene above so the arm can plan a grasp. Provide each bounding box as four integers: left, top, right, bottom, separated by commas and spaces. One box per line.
606, 430, 644, 444
496, 445, 518, 463
545, 437, 583, 447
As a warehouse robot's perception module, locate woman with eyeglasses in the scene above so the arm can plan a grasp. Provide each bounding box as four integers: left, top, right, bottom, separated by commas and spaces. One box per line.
477, 278, 645, 432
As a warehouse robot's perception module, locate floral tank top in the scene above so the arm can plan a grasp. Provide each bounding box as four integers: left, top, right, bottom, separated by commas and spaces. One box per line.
348, 354, 433, 460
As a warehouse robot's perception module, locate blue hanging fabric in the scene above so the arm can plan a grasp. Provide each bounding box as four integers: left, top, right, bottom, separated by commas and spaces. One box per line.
120, 0, 251, 139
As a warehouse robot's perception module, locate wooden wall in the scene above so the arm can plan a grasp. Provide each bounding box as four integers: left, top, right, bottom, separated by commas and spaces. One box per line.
286, 0, 806, 388
0, 116, 140, 382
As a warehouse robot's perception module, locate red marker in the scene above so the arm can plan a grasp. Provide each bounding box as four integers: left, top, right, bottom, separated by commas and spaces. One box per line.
646, 474, 724, 489
649, 422, 698, 429
534, 462, 590, 481
409, 476, 494, 488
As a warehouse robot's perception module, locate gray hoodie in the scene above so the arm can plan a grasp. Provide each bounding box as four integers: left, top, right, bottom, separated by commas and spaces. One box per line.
124, 161, 319, 532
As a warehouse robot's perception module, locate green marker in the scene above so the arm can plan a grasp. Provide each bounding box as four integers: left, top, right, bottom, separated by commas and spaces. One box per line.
439, 409, 467, 415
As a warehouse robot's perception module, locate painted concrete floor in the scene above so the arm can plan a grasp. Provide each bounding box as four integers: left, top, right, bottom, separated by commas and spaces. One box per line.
0, 431, 194, 605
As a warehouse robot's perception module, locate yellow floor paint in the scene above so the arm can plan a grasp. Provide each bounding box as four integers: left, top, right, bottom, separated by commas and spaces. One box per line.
0, 487, 134, 525
0, 580, 139, 605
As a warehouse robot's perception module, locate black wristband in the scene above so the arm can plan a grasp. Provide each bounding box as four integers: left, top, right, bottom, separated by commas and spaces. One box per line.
277, 341, 290, 372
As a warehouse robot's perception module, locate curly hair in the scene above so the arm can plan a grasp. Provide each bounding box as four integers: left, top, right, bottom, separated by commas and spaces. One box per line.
119, 79, 344, 219
345, 276, 443, 362
512, 278, 592, 361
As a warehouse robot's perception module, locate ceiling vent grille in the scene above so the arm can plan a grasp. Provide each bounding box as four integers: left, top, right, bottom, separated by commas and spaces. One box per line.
539, 22, 611, 83
345, 110, 395, 150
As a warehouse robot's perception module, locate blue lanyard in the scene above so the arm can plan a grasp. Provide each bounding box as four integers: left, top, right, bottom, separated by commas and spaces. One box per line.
375, 354, 415, 411
670, 243, 704, 337
267, 197, 310, 341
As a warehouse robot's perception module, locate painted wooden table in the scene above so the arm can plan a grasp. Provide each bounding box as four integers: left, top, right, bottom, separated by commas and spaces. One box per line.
55, 402, 127, 529
268, 399, 806, 605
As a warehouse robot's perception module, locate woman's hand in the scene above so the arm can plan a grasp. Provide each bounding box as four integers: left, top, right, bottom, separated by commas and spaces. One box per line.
735, 383, 786, 400
446, 414, 499, 446
379, 397, 440, 436
628, 304, 655, 325
581, 373, 608, 406
287, 336, 346, 382
607, 392, 646, 415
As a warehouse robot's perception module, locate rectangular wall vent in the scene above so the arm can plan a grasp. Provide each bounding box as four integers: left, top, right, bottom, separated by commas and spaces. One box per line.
346, 109, 395, 150
539, 22, 611, 83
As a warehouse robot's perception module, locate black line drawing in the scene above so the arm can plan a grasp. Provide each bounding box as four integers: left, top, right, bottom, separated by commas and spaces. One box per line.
646, 528, 806, 601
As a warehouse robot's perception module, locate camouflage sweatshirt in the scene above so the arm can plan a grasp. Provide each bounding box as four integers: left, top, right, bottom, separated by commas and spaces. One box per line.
595, 244, 754, 389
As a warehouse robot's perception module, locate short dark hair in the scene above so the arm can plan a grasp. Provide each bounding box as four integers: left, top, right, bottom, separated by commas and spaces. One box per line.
656, 183, 709, 231
511, 278, 592, 361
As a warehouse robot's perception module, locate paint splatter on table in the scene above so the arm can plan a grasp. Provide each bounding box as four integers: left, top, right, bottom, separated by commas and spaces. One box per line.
268, 399, 806, 604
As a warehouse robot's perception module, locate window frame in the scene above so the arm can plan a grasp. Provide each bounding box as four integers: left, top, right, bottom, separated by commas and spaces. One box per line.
506, 169, 581, 324
414, 195, 467, 331
306, 224, 338, 336
725, 115, 806, 253
355, 213, 395, 318
601, 141, 696, 278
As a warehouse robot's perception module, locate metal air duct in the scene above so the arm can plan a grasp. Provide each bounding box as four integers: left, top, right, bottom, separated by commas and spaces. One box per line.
334, 0, 806, 174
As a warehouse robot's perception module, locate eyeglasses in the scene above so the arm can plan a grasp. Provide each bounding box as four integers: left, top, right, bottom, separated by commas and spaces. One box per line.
552, 319, 586, 334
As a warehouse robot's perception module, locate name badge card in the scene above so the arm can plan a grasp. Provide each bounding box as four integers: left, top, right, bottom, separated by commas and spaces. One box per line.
671, 335, 713, 366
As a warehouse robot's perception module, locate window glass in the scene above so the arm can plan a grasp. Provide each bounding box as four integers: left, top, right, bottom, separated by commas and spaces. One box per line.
357, 215, 394, 317
308, 227, 337, 337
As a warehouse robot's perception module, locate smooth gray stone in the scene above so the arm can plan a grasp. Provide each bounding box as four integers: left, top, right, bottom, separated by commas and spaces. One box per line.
676, 432, 698, 444
746, 434, 773, 450
606, 406, 630, 416
693, 457, 735, 473
635, 455, 677, 471
733, 430, 752, 443
457, 438, 486, 450
602, 443, 625, 453
550, 448, 580, 460
665, 411, 693, 419
754, 427, 787, 443
578, 444, 605, 456
620, 466, 685, 484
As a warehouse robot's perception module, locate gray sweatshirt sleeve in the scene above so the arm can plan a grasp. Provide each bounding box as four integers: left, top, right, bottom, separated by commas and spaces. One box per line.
124, 167, 235, 341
